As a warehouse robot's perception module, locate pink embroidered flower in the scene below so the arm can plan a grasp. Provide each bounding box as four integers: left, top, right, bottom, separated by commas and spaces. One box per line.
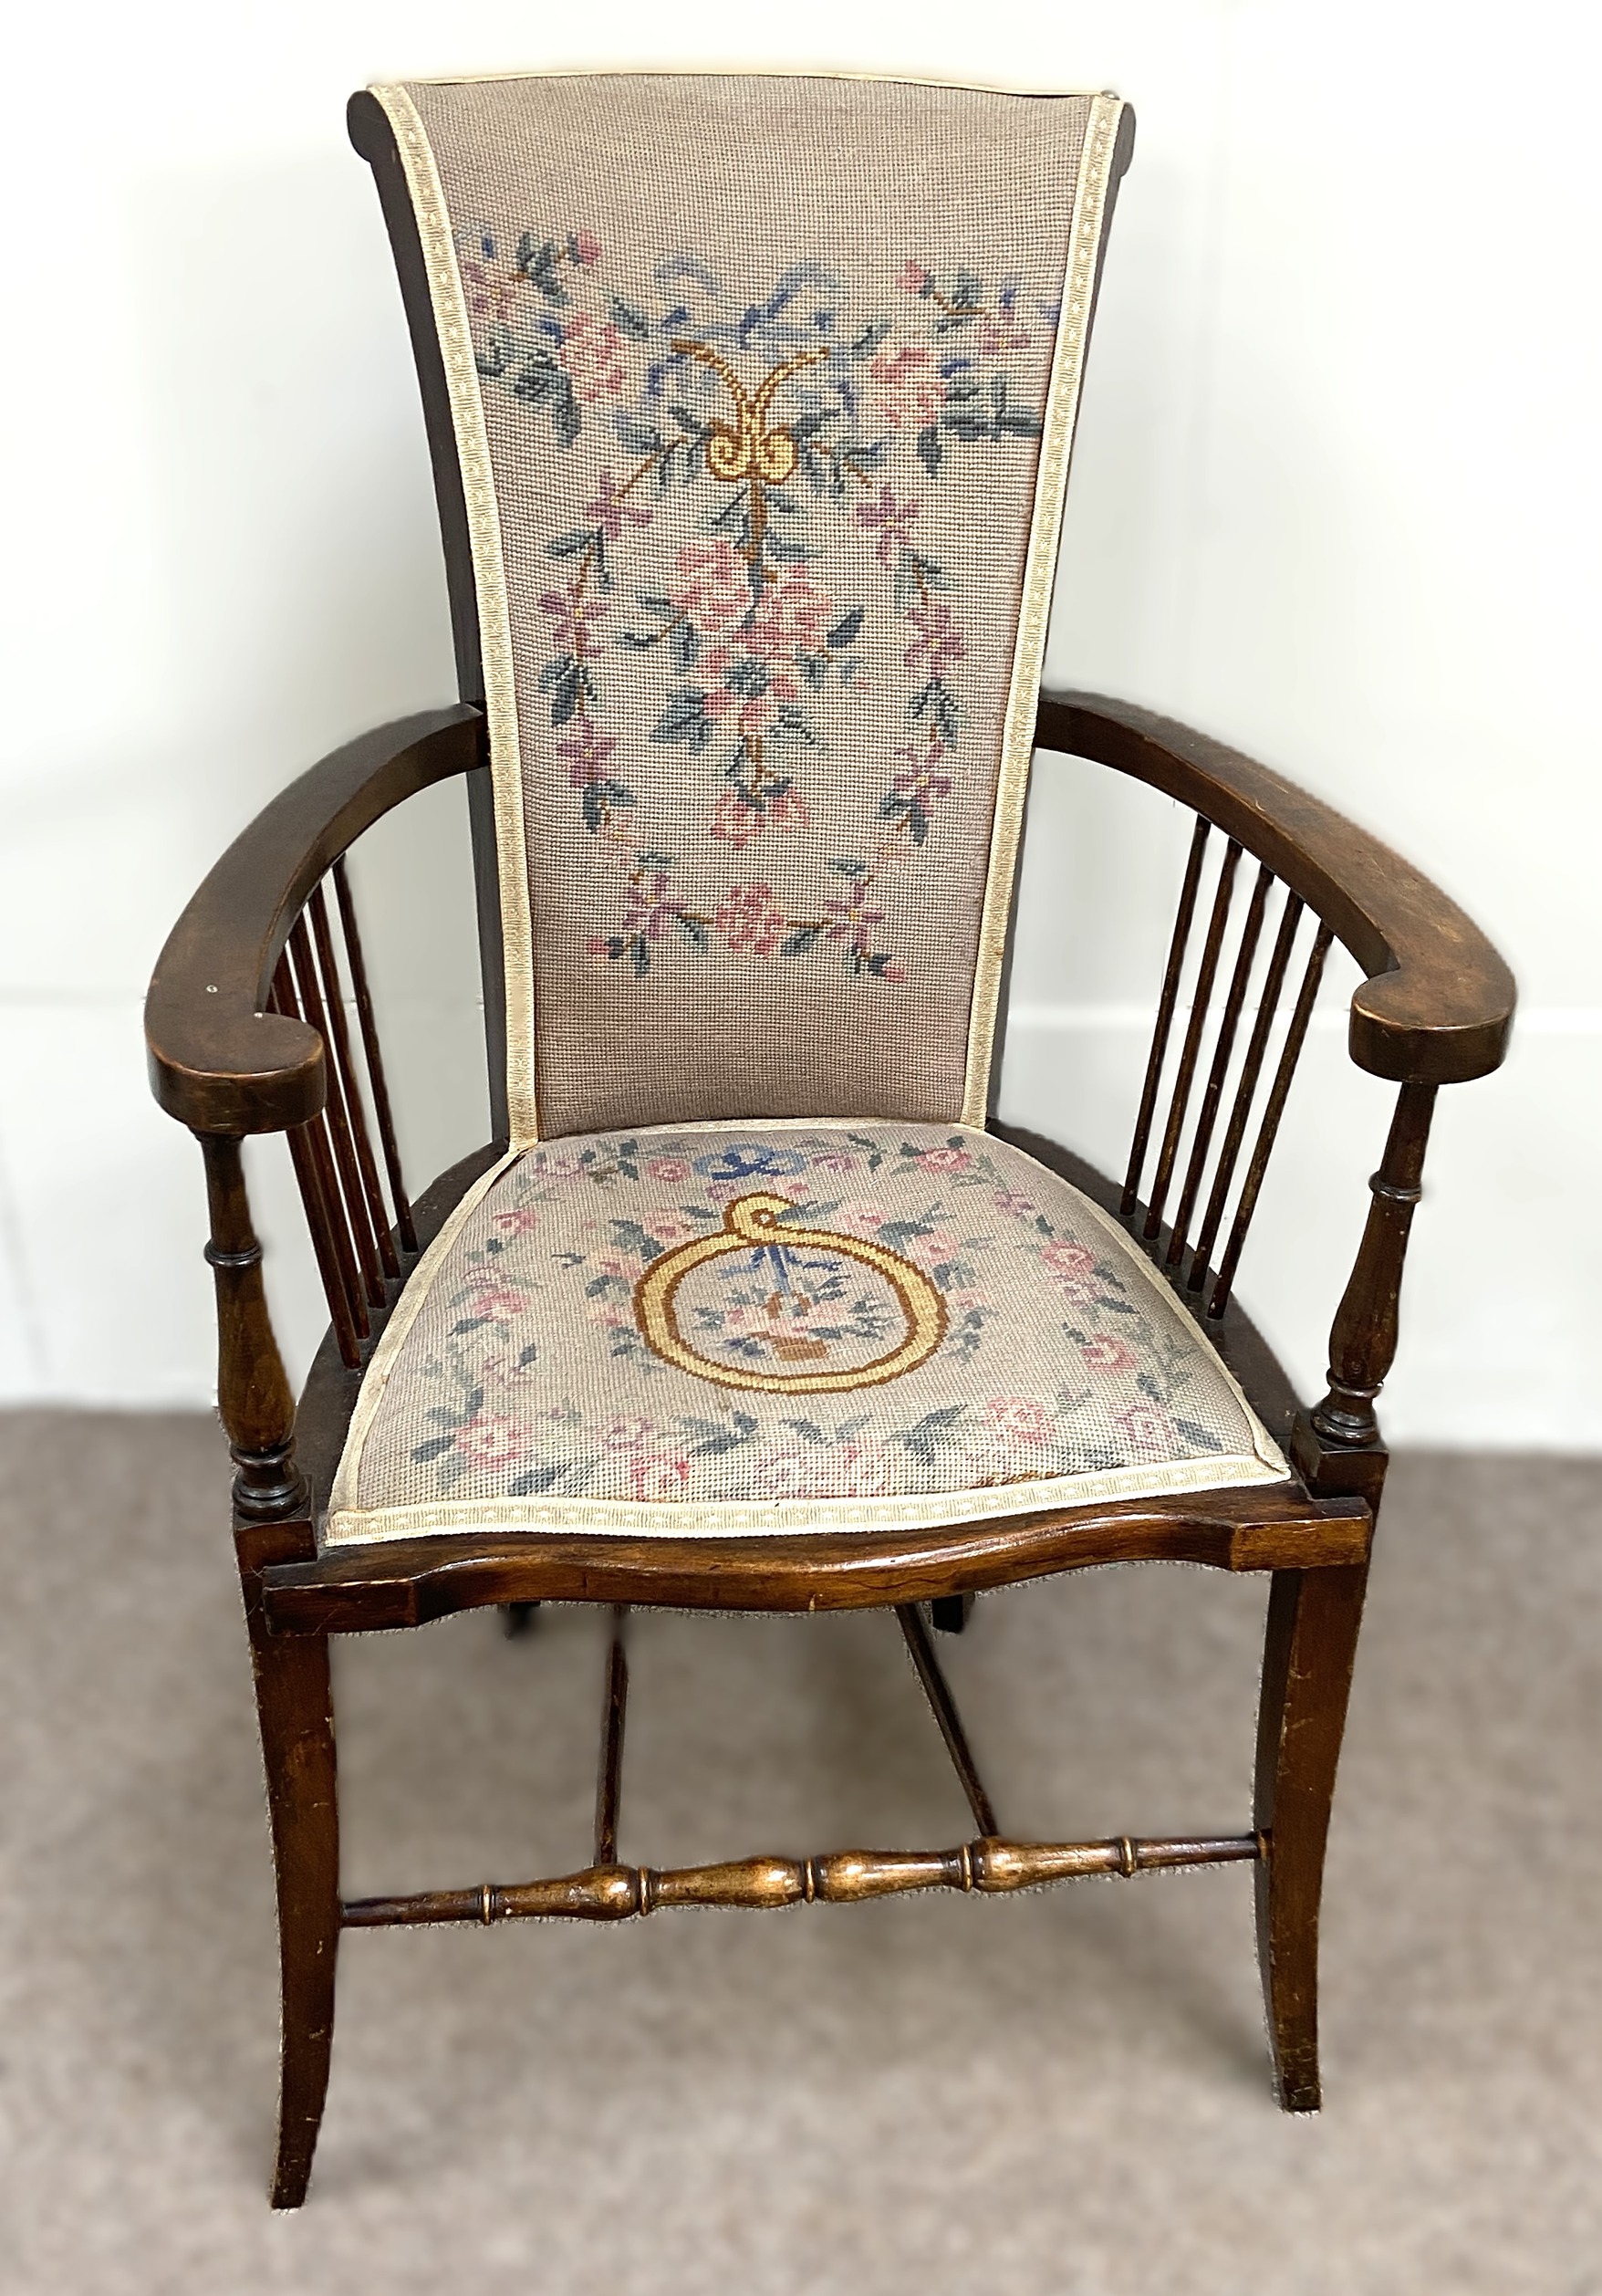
869, 344, 943, 428
897, 258, 932, 294
629, 1449, 691, 1503
766, 785, 811, 832
745, 572, 835, 660
539, 585, 607, 656
826, 1440, 898, 1499
462, 1273, 533, 1321
854, 484, 921, 567
711, 789, 764, 850
556, 718, 618, 789
570, 228, 601, 266
646, 1158, 691, 1184
907, 1226, 959, 1264
892, 738, 953, 811
559, 311, 628, 402
671, 539, 750, 633
1081, 1335, 1138, 1375
620, 870, 687, 943
993, 1189, 1037, 1216
986, 1396, 1055, 1447
584, 469, 653, 540
453, 1414, 525, 1469
834, 1201, 889, 1237
823, 877, 886, 956
1043, 1239, 1098, 1284
1114, 1403, 1180, 1460
903, 601, 967, 677
748, 1449, 812, 1500
494, 1207, 542, 1235
918, 1146, 971, 1174
716, 881, 787, 956
810, 1152, 858, 1174
648, 1213, 699, 1243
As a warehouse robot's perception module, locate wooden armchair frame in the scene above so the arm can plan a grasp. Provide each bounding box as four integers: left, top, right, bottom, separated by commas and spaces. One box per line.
147, 677, 1511, 2207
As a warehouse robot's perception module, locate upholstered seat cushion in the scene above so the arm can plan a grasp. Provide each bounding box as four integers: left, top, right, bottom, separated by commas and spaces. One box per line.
326, 1123, 1287, 1544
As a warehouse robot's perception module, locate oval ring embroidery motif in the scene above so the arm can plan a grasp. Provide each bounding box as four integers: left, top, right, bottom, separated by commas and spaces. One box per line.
633, 1192, 947, 1394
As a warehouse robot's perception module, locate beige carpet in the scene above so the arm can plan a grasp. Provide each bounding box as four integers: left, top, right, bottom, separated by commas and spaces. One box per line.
0, 1414, 1597, 2294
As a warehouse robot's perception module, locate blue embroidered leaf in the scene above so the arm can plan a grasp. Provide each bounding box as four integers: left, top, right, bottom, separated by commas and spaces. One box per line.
899, 1405, 968, 1463
849, 318, 891, 359
508, 1463, 567, 1496
614, 412, 663, 453
781, 926, 825, 956
610, 1219, 663, 1264
916, 423, 943, 477
783, 1418, 829, 1445
650, 690, 714, 751
546, 529, 595, 558
826, 607, 864, 650
609, 295, 651, 339
449, 1316, 489, 1335
828, 857, 868, 879
674, 913, 709, 951
637, 847, 676, 868
629, 937, 651, 979
516, 1343, 540, 1367
1172, 1418, 1223, 1453
768, 705, 821, 746
671, 620, 700, 670
411, 1435, 457, 1463
1000, 409, 1043, 437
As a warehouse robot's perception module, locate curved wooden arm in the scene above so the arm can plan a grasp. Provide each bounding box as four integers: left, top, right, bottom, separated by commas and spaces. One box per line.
1036, 692, 1514, 1085
146, 707, 484, 1134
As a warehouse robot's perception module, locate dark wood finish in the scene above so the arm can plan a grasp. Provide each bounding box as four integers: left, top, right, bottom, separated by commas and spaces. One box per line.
1123, 815, 1210, 1216
1187, 890, 1305, 1293
198, 1133, 307, 1522
1145, 839, 1242, 1241
931, 1592, 975, 1634
287, 917, 382, 1321
1210, 923, 1334, 1317
594, 1610, 629, 1869
1306, 1081, 1436, 1452
1038, 693, 1515, 1084
331, 858, 418, 1253
1254, 1562, 1368, 2112
264, 1486, 1370, 1636
1169, 860, 1272, 1271
146, 707, 482, 1134
236, 1516, 338, 2208
896, 1603, 999, 1837
308, 883, 398, 1281
343, 1831, 1257, 1928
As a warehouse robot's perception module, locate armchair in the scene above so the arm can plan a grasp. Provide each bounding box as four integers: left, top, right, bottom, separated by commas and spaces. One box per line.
145, 71, 1512, 2207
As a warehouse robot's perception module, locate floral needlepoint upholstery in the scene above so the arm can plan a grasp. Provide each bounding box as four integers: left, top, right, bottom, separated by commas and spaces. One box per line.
372, 74, 1127, 1143
327, 1126, 1287, 1544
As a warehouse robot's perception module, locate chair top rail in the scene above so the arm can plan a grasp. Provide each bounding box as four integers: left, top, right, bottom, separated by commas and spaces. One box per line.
1037, 691, 1514, 1086
145, 706, 484, 1135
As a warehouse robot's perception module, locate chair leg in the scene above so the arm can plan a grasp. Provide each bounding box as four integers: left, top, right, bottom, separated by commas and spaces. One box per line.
238, 1524, 340, 2208
931, 1593, 975, 1635
1252, 1561, 1368, 2113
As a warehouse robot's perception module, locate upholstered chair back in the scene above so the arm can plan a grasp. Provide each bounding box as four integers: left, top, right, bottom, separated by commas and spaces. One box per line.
363, 74, 1129, 1145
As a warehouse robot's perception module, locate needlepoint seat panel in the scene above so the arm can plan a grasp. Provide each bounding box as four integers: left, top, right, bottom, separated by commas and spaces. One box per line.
374, 75, 1125, 1143
327, 1123, 1285, 1545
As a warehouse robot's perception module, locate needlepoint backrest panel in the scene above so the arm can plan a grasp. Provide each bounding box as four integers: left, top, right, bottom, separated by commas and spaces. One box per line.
369, 74, 1127, 1145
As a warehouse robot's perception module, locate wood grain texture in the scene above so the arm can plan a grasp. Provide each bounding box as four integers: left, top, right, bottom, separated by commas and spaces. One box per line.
1038, 692, 1515, 1084
1254, 1562, 1369, 2112
145, 707, 483, 1133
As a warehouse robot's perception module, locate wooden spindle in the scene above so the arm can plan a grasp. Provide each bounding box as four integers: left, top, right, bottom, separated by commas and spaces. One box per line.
1144, 839, 1243, 1241
287, 916, 384, 1311
332, 857, 416, 1254
196, 1132, 307, 1522
1123, 818, 1211, 1216
273, 956, 365, 1368
594, 1608, 629, 1870
1306, 1080, 1437, 1449
340, 1832, 1260, 1927
1208, 923, 1334, 1318
1188, 892, 1305, 1292
307, 883, 399, 1280
897, 1602, 998, 1838
1167, 861, 1273, 1270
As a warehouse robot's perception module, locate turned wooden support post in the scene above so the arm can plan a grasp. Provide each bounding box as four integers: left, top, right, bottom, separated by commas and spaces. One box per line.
198, 1132, 308, 1523
1305, 1080, 1437, 1455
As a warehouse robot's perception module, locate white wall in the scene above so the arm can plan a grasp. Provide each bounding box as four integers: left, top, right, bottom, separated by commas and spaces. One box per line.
1, 1, 1597, 1445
